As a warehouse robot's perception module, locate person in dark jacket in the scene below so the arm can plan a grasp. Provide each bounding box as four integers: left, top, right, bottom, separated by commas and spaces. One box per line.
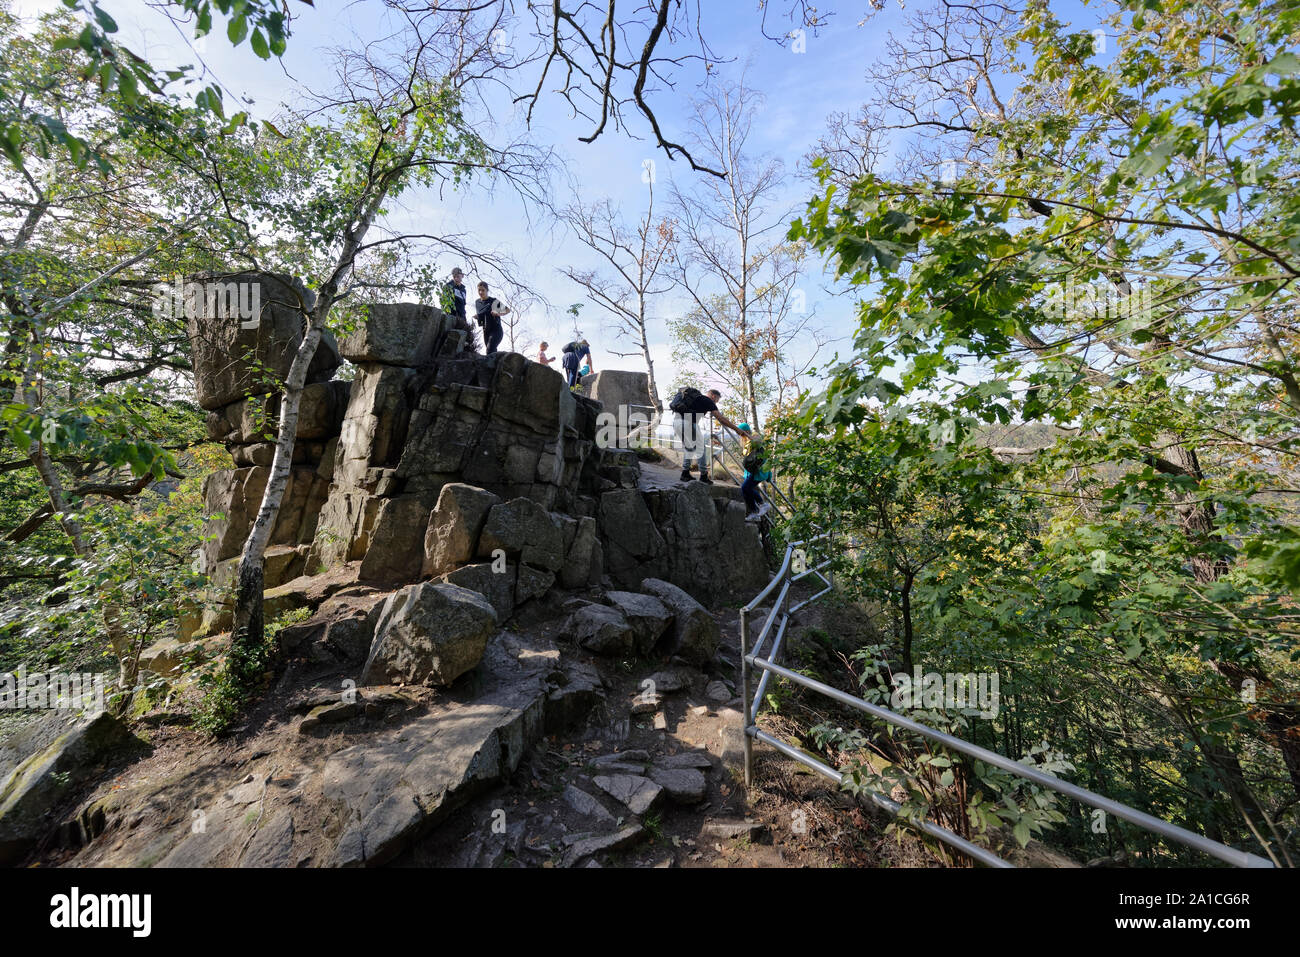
675, 387, 744, 484
444, 268, 477, 351
561, 338, 593, 388
475, 281, 509, 354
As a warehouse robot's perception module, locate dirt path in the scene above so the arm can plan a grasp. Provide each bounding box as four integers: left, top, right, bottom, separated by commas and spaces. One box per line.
392, 600, 915, 868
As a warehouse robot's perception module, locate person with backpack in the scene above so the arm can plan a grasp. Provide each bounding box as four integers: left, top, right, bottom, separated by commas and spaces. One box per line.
561, 338, 593, 388
669, 386, 744, 484
475, 281, 510, 354
737, 423, 773, 522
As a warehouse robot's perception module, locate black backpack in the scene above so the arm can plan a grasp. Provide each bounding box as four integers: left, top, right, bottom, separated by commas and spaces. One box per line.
562, 341, 579, 354
669, 386, 702, 414
742, 446, 765, 474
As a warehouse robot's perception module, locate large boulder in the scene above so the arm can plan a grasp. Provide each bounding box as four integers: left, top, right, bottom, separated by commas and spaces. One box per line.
477, 498, 564, 572
604, 591, 673, 654
515, 565, 555, 606
358, 493, 439, 583
422, 484, 501, 577
559, 515, 601, 589
184, 272, 340, 410
579, 369, 655, 416
0, 711, 139, 866
440, 562, 517, 623
489, 352, 574, 433
564, 604, 638, 657
639, 578, 721, 665
360, 582, 498, 687
338, 303, 451, 367
280, 592, 388, 664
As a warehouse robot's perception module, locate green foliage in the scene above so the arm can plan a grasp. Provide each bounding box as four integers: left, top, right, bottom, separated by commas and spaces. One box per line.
811, 645, 1070, 855
2, 0, 298, 172
193, 606, 309, 737
0, 485, 206, 676
784, 0, 1300, 865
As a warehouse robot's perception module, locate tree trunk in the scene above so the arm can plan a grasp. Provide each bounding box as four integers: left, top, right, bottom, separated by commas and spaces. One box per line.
900, 568, 915, 673
228, 323, 323, 657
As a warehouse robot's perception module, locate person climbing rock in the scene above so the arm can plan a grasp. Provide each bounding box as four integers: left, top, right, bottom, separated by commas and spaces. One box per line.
669, 386, 744, 484
443, 267, 477, 351
737, 423, 773, 522
475, 281, 510, 354
561, 337, 593, 388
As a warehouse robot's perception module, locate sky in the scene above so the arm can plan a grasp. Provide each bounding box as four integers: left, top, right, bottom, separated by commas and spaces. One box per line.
11, 0, 1103, 408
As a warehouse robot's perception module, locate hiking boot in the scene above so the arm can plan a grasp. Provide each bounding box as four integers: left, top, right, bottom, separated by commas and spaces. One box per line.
754, 502, 772, 520
698, 471, 714, 485
680, 468, 692, 482
745, 510, 761, 523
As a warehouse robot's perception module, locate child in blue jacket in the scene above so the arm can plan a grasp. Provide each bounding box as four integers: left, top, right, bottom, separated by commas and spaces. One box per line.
738, 423, 772, 522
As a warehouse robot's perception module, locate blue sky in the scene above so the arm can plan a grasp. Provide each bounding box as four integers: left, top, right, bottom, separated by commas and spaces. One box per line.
14, 0, 1101, 406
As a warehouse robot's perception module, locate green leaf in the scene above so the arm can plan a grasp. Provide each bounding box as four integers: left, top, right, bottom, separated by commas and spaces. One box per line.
249, 27, 269, 59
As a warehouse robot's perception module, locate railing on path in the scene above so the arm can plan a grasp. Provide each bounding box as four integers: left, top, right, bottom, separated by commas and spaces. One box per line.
707, 418, 794, 523
738, 534, 1276, 869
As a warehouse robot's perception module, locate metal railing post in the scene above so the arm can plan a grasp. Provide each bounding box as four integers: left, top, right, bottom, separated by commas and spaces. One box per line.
740, 605, 753, 787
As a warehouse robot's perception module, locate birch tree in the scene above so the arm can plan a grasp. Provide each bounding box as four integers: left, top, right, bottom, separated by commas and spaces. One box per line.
669, 76, 814, 430
211, 5, 552, 662
561, 178, 675, 413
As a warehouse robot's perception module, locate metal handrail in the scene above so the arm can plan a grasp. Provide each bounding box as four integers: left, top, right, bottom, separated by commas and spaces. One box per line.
708, 419, 788, 523
737, 537, 1276, 870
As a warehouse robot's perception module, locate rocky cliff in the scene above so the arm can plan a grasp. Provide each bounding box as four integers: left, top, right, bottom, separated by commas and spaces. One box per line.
189, 273, 768, 639
0, 273, 777, 870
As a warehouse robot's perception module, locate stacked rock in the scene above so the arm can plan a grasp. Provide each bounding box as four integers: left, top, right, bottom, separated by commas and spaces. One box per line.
309, 305, 606, 584
187, 273, 346, 589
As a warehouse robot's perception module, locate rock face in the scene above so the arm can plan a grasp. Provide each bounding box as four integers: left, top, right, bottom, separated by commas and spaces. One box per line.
360, 582, 498, 687
478, 498, 565, 572
0, 711, 138, 866
186, 272, 341, 411
566, 604, 640, 657
309, 343, 601, 578
639, 578, 722, 664
604, 591, 674, 651
579, 370, 655, 414
338, 303, 448, 367
326, 632, 563, 866
422, 483, 501, 577
191, 274, 769, 635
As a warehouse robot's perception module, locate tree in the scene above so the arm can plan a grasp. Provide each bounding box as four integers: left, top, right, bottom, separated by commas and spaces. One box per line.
792, 0, 1300, 863
0, 7, 238, 691
0, 0, 305, 173
669, 74, 819, 430
206, 4, 549, 667
561, 177, 674, 413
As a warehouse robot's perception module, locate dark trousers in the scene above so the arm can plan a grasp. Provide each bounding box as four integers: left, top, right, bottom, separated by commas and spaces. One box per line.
484, 317, 504, 354
563, 356, 579, 386
742, 476, 762, 512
